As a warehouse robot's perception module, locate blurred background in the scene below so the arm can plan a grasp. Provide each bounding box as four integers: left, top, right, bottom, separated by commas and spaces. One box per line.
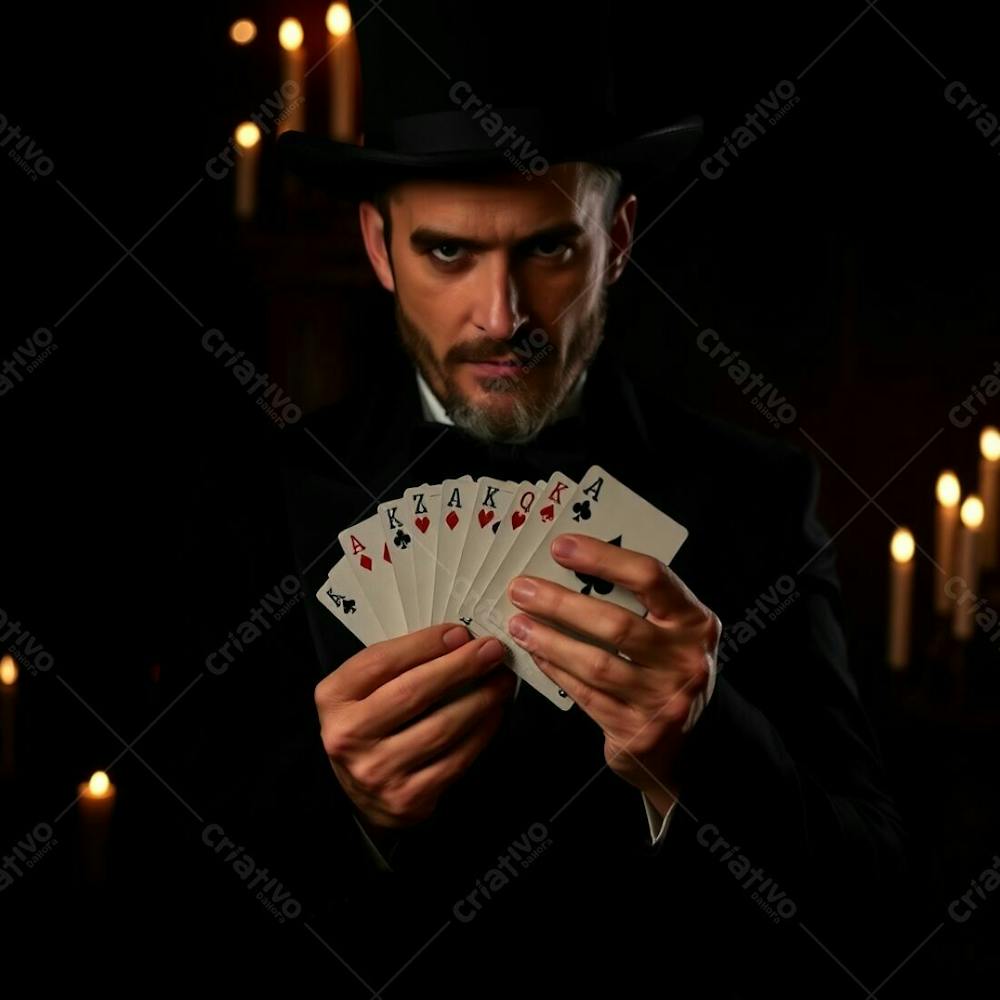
2, 0, 999, 988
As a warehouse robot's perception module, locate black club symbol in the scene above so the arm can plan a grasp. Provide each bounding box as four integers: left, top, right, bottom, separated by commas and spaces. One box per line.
393, 528, 412, 549
571, 500, 591, 522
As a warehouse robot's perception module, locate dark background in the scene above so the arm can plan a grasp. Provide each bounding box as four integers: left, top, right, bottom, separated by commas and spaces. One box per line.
3, 0, 999, 989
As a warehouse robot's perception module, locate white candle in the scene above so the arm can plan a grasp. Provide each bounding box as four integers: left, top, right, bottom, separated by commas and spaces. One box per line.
934, 471, 961, 615
278, 18, 306, 134
0, 655, 17, 777
233, 121, 261, 220
888, 528, 915, 670
979, 427, 1000, 569
953, 495, 984, 641
78, 770, 116, 884
326, 3, 359, 141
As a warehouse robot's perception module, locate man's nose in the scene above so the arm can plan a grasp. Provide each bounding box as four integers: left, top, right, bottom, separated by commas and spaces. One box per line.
471, 255, 527, 341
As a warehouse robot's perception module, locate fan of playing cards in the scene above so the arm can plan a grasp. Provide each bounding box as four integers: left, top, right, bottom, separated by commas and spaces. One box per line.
317, 465, 689, 711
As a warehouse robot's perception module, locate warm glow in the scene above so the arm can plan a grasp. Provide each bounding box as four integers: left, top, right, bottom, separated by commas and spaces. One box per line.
961, 495, 985, 529
326, 3, 352, 35
981, 427, 1000, 462
235, 122, 261, 149
88, 771, 111, 797
890, 528, 915, 564
0, 655, 17, 686
279, 17, 304, 50
229, 19, 257, 44
936, 471, 961, 508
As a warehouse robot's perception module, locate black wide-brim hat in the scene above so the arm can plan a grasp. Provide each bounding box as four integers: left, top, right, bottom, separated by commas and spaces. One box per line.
278, 0, 704, 198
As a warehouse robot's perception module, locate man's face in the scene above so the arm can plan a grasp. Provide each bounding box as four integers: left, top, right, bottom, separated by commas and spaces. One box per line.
359, 162, 636, 443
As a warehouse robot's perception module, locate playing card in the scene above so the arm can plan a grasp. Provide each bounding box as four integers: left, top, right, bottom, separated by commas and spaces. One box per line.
406, 482, 441, 628
378, 491, 421, 631
446, 477, 517, 623
492, 464, 688, 638
338, 512, 408, 638
317, 557, 386, 646
458, 479, 540, 624
430, 476, 476, 625
473, 471, 578, 630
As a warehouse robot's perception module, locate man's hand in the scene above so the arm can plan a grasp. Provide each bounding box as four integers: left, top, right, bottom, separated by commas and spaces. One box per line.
505, 532, 719, 816
315, 624, 516, 831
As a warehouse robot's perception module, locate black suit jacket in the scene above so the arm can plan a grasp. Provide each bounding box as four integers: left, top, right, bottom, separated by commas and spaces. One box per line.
170, 337, 912, 997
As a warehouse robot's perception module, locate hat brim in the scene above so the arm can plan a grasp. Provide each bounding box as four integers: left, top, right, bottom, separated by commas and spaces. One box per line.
277, 114, 703, 198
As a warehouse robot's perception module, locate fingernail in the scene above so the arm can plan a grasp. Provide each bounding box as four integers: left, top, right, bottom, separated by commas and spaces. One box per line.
552, 536, 576, 559
477, 637, 504, 663
508, 615, 531, 641
443, 625, 470, 649
509, 578, 536, 605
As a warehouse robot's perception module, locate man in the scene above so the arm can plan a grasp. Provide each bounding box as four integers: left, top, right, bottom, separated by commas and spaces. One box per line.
175, 1, 913, 995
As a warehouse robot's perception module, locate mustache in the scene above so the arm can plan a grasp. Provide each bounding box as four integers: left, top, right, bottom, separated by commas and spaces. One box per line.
446, 327, 549, 365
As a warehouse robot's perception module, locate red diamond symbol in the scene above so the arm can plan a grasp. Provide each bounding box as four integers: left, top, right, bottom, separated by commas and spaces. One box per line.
446, 511, 459, 530
359, 555, 372, 571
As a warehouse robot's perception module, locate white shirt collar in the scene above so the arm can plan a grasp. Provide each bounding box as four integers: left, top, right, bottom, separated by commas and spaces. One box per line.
416, 367, 587, 426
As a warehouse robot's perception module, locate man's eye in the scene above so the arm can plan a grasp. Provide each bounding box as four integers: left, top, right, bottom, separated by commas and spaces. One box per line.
430, 243, 466, 263
533, 239, 569, 259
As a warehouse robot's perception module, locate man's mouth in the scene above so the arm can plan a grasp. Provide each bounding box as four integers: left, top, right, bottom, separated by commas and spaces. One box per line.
462, 358, 522, 373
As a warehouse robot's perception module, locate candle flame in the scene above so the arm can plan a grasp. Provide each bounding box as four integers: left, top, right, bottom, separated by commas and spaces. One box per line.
890, 527, 915, 563
0, 655, 17, 686
279, 17, 304, 51
88, 771, 111, 797
936, 471, 960, 508
326, 3, 352, 36
235, 122, 261, 149
229, 19, 257, 45
961, 495, 985, 529
981, 426, 1000, 462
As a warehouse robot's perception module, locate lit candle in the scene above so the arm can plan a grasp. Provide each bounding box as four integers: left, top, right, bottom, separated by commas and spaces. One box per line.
326, 3, 359, 141
78, 770, 116, 884
229, 18, 257, 45
888, 527, 915, 670
233, 121, 261, 220
278, 18, 306, 134
934, 471, 961, 615
0, 655, 17, 777
953, 495, 984, 641
979, 427, 1000, 569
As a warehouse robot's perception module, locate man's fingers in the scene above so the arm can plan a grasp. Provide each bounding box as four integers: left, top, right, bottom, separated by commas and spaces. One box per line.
364, 668, 514, 778
322, 622, 474, 702
358, 631, 508, 735
549, 533, 699, 620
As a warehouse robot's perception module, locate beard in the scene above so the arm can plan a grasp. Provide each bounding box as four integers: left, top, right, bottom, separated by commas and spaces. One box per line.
394, 287, 607, 444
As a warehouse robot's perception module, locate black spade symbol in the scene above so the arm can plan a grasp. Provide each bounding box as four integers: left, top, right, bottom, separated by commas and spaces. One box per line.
393, 528, 412, 549
572, 500, 591, 522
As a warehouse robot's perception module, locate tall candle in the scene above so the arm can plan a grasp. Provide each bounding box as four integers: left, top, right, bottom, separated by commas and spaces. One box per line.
0, 655, 17, 777
934, 471, 961, 615
953, 495, 984, 641
278, 18, 306, 134
979, 427, 1000, 569
326, 3, 359, 141
233, 121, 261, 220
78, 770, 116, 884
888, 528, 915, 670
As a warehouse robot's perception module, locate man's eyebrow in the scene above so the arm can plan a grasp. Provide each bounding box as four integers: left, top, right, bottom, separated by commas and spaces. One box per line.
409, 221, 585, 253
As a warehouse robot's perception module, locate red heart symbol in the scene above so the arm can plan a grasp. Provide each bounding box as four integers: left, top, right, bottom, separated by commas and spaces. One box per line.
414, 516, 430, 533
446, 511, 460, 530
478, 509, 494, 528
511, 511, 526, 529
540, 504, 554, 522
